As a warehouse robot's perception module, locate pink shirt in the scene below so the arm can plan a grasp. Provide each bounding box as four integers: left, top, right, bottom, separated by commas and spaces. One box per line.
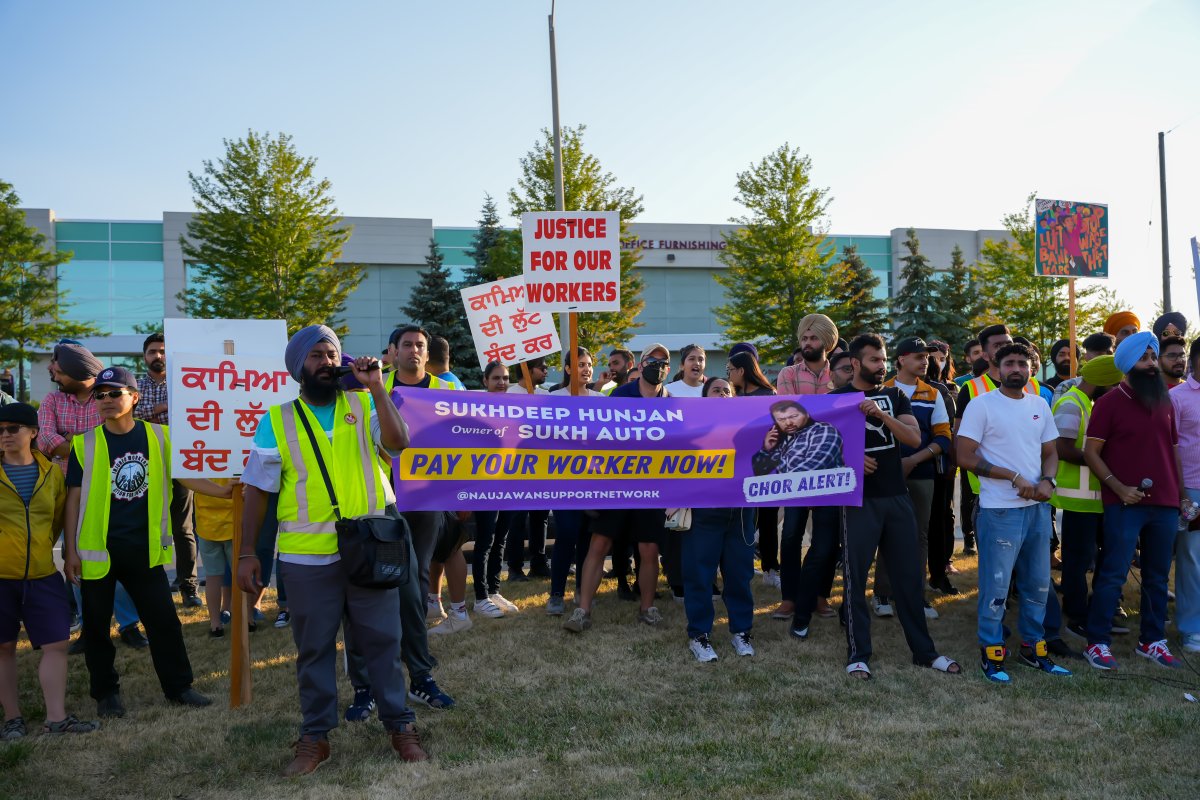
36, 390, 100, 473
1171, 375, 1200, 488
776, 362, 832, 396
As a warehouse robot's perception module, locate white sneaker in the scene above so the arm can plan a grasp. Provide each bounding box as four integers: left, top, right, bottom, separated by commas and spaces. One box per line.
762, 570, 781, 588
924, 602, 939, 620
473, 598, 506, 618
731, 631, 755, 657
873, 596, 894, 618
689, 634, 718, 662
489, 593, 520, 614
1181, 633, 1200, 654
428, 612, 473, 636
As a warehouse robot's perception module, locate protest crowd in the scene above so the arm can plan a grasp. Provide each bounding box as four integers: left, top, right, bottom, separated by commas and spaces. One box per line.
4, 307, 1200, 778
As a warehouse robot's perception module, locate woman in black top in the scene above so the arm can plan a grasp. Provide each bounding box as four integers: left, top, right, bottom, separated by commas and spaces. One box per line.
726, 352, 776, 397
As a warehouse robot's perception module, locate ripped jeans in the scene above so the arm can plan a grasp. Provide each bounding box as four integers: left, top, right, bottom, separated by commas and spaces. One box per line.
975, 504, 1051, 647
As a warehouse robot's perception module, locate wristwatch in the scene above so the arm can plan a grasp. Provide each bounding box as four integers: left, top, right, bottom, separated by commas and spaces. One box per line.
1039, 476, 1057, 488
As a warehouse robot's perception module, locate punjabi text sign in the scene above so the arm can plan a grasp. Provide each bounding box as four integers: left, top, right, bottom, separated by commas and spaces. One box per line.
169, 353, 298, 478
390, 389, 865, 510
521, 211, 621, 312
459, 276, 561, 368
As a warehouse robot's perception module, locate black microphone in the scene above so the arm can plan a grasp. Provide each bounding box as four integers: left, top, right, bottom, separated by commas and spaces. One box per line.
1139, 478, 1153, 496
332, 362, 381, 378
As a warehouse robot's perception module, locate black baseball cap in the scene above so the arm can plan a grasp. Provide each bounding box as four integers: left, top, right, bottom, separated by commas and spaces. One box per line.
893, 337, 929, 357
94, 366, 138, 389
0, 403, 39, 428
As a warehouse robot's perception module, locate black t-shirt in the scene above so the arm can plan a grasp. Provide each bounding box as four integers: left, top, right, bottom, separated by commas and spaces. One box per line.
67, 424, 152, 558
610, 381, 669, 398
394, 374, 433, 389
831, 384, 911, 498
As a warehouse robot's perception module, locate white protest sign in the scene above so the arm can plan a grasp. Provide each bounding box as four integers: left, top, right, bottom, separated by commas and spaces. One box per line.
460, 276, 561, 369
164, 318, 292, 478
521, 211, 621, 312
169, 352, 298, 478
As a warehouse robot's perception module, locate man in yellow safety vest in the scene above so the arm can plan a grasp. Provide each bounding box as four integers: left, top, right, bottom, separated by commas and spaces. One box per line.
237, 325, 427, 776
62, 366, 231, 718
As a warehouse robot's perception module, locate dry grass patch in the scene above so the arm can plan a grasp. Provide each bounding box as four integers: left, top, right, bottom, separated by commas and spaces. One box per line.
3, 556, 1199, 799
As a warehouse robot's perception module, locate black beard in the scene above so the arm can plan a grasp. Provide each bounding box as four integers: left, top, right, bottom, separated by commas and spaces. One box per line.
149, 360, 165, 374
301, 367, 340, 405
1128, 367, 1168, 409
1002, 373, 1027, 389
859, 365, 884, 386
613, 369, 628, 384
1055, 360, 1071, 376
801, 346, 824, 362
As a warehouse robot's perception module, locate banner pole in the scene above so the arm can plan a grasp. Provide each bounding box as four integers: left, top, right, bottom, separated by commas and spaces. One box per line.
226, 338, 251, 708
569, 313, 580, 395
520, 362, 535, 394
1068, 278, 1078, 379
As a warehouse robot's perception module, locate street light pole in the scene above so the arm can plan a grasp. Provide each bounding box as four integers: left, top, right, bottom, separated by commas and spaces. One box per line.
1159, 130, 1172, 313
548, 2, 577, 392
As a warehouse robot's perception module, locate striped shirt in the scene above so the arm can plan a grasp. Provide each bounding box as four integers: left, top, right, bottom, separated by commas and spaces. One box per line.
36, 390, 100, 473
1, 462, 40, 504
134, 374, 169, 423
776, 362, 832, 395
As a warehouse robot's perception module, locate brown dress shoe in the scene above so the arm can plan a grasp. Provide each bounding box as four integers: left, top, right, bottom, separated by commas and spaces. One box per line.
283, 737, 330, 777
389, 726, 428, 762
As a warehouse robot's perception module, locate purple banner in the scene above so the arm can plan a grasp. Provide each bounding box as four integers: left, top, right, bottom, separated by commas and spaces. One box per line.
391, 388, 865, 511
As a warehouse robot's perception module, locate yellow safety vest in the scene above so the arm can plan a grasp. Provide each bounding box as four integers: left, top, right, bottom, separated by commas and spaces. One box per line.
385, 372, 457, 392
964, 374, 1042, 493
1049, 387, 1102, 513
73, 422, 173, 580
271, 392, 391, 556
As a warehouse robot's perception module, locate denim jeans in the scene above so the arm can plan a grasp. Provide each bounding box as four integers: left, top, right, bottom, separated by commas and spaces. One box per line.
471, 510, 515, 600
1177, 488, 1200, 637
549, 510, 589, 598
975, 504, 1052, 646
681, 508, 756, 639
1086, 503, 1176, 646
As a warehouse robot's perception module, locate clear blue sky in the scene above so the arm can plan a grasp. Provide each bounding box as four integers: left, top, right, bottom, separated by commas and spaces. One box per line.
3, 0, 1197, 322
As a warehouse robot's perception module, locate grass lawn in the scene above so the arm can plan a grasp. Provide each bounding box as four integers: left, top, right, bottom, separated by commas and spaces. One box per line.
3, 554, 1199, 799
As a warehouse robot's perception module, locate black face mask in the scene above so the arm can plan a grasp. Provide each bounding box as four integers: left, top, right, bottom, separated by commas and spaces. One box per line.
641, 361, 668, 386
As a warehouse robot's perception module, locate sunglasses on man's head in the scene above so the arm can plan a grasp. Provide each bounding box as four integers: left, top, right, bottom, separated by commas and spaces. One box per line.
0, 424, 29, 435
92, 389, 130, 400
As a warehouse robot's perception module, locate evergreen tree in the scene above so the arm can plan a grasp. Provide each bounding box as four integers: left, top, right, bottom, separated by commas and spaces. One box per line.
178, 130, 362, 335
934, 244, 986, 353
823, 244, 890, 339
890, 227, 948, 341
506, 125, 645, 353
0, 179, 99, 400
714, 144, 833, 365
462, 193, 506, 286
402, 239, 479, 386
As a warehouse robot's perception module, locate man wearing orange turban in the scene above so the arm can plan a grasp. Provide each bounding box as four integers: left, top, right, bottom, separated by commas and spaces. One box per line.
1103, 312, 1140, 343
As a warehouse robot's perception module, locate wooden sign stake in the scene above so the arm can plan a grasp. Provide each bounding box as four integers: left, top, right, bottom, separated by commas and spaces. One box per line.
519, 362, 535, 394
225, 338, 252, 708
569, 312, 580, 396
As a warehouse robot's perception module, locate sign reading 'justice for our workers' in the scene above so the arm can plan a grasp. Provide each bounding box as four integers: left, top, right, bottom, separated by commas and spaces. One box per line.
520, 211, 621, 312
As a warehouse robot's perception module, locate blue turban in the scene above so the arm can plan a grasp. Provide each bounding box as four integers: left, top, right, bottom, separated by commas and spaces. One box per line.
284, 325, 341, 381
1113, 330, 1158, 374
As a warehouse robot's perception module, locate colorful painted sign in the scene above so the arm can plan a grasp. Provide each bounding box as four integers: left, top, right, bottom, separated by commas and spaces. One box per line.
390, 389, 865, 510
1035, 198, 1109, 278
459, 276, 561, 369
521, 211, 621, 312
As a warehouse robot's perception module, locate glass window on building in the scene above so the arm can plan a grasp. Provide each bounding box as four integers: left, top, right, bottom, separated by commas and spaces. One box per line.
56, 221, 164, 335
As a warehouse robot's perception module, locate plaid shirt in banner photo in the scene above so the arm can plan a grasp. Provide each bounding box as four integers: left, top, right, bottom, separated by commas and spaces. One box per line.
134, 375, 169, 424
751, 421, 845, 476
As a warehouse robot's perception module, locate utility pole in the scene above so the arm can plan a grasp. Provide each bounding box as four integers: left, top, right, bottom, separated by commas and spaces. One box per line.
548, 2, 578, 393
1159, 131, 1172, 312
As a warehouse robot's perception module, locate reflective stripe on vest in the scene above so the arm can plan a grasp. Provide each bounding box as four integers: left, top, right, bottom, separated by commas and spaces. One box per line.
965, 374, 1041, 494
272, 392, 389, 556
1050, 387, 1102, 512
385, 372, 457, 392
74, 422, 173, 580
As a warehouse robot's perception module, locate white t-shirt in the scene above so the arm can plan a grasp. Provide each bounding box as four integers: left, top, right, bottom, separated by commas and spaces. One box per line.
957, 389, 1057, 508
893, 379, 950, 427
550, 387, 604, 397
664, 380, 704, 398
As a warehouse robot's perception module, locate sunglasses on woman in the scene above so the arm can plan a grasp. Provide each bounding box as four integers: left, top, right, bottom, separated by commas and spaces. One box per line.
92, 389, 130, 400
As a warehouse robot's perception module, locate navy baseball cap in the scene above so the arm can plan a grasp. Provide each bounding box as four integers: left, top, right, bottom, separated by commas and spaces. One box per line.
94, 366, 138, 389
